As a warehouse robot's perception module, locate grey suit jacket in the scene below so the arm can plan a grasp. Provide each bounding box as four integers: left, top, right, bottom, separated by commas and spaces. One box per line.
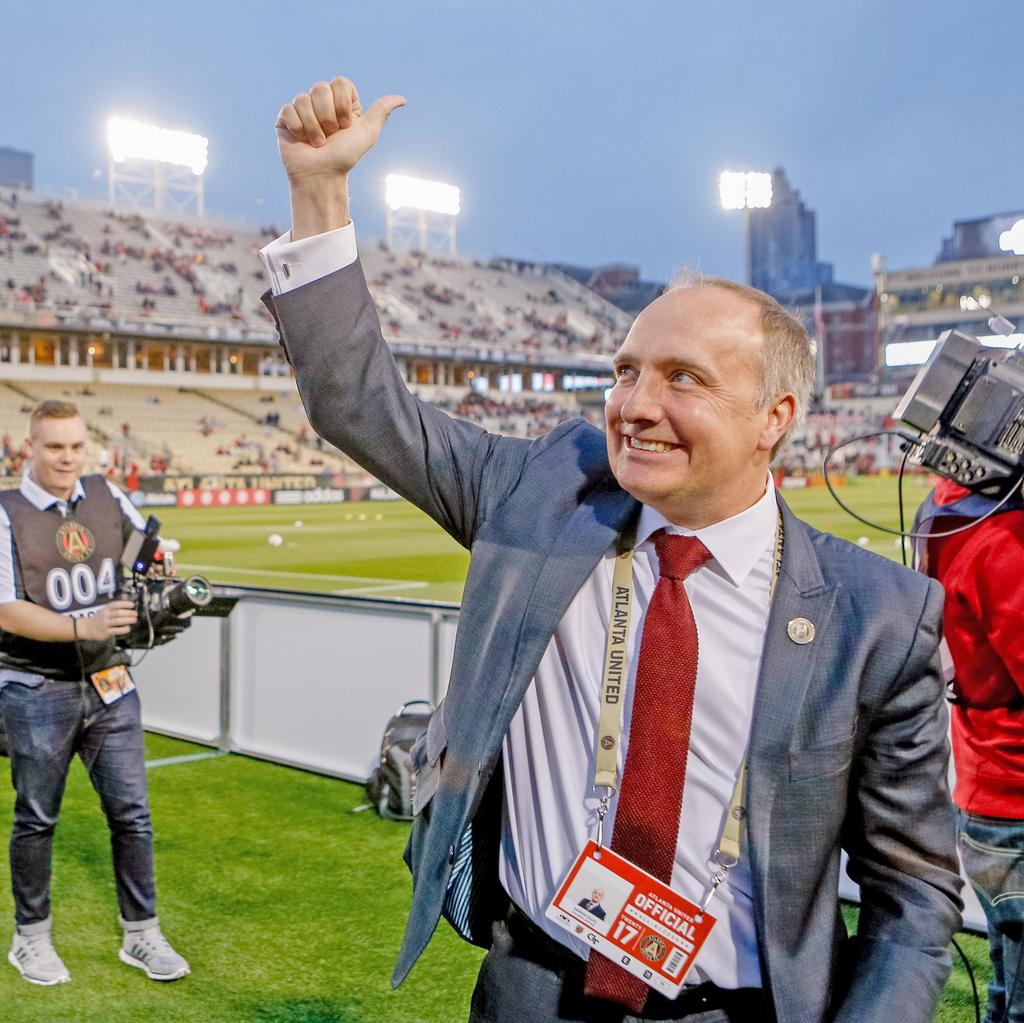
264, 260, 963, 1023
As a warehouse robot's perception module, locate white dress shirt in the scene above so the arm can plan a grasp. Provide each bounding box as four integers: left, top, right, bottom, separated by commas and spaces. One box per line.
260, 224, 357, 296
260, 225, 778, 989
501, 489, 777, 988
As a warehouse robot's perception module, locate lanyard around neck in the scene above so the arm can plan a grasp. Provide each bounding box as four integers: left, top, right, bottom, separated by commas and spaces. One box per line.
592, 516, 784, 863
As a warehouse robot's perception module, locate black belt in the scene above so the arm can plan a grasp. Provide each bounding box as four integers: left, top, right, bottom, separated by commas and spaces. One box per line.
504, 903, 772, 1021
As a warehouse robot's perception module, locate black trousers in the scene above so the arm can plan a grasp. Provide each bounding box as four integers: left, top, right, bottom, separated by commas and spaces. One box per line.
468, 910, 775, 1023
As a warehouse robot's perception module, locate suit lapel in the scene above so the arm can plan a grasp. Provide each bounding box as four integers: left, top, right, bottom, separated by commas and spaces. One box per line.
748, 501, 839, 761
483, 482, 640, 752
527, 479, 641, 638
745, 499, 839, 902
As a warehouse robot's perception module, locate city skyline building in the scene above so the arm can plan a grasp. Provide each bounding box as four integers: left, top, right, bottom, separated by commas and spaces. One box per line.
938, 210, 1024, 262
748, 167, 834, 300
0, 147, 34, 190
876, 210, 1024, 385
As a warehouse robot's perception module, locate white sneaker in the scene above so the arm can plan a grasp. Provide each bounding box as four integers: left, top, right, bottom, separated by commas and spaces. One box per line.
119, 917, 189, 982
8, 920, 71, 985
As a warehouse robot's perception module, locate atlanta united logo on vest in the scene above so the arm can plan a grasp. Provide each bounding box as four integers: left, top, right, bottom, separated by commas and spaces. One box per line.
56, 520, 96, 563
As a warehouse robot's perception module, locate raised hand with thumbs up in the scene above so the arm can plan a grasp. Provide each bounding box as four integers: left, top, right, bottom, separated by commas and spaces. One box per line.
275, 76, 405, 240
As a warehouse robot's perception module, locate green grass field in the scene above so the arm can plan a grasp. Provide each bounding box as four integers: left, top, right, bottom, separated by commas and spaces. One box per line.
158, 474, 934, 602
0, 475, 992, 1021
0, 736, 991, 1023
0, 735, 484, 1023
161, 501, 470, 604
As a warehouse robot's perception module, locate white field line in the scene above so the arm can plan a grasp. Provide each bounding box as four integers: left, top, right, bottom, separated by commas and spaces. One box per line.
329, 580, 430, 595
180, 562, 430, 593
145, 750, 228, 769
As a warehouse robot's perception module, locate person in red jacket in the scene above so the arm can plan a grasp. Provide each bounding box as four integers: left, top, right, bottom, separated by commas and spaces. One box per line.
920, 477, 1024, 1023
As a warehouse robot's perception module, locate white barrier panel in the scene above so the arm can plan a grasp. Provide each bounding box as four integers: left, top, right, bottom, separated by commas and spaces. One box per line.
133, 587, 458, 783
132, 615, 223, 744
230, 598, 439, 779
438, 618, 460, 702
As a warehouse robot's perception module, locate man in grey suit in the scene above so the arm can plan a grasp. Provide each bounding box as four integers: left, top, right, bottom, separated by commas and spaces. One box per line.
261, 76, 962, 1023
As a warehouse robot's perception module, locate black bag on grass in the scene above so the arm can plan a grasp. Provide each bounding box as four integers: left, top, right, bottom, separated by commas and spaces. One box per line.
366, 700, 432, 821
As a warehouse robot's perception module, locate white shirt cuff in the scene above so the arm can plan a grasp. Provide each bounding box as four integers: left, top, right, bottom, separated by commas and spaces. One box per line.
259, 221, 359, 296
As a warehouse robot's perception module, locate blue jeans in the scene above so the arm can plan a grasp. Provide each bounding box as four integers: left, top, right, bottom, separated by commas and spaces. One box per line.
0, 680, 156, 926
958, 809, 1024, 1023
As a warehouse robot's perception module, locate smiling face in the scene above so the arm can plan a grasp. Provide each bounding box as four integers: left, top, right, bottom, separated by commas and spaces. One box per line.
605, 285, 795, 528
27, 414, 87, 502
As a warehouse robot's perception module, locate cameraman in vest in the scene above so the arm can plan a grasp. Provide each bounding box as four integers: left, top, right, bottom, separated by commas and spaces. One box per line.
919, 477, 1024, 1023
0, 400, 188, 986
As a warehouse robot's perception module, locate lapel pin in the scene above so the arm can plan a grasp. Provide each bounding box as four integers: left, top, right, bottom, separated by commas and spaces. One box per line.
787, 617, 815, 645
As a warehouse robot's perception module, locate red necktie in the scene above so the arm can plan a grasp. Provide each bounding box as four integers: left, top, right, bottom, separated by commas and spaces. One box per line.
584, 531, 711, 1012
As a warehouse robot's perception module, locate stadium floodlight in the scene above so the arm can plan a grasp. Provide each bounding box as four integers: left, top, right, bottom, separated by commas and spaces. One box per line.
107, 118, 208, 175
719, 170, 772, 210
385, 174, 461, 255
106, 116, 207, 214
719, 172, 747, 210
719, 170, 772, 286
385, 174, 461, 216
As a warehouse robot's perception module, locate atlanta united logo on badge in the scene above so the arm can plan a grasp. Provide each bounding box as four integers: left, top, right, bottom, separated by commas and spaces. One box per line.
639, 935, 667, 963
57, 521, 95, 563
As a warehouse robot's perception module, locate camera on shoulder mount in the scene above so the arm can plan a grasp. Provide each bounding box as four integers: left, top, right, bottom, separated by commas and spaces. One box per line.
894, 316, 1024, 496
117, 515, 212, 649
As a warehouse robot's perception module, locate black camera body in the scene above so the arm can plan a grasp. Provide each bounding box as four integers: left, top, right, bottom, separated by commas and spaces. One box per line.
117, 516, 212, 649
895, 328, 1024, 495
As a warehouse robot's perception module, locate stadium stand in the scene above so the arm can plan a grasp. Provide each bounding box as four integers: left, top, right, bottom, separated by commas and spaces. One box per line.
777, 408, 898, 476
363, 243, 628, 355
0, 189, 639, 481
0, 188, 633, 357
0, 379, 369, 476
1, 188, 904, 485
0, 377, 605, 479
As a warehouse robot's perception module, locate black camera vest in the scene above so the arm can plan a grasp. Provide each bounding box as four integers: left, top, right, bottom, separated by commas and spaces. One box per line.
0, 475, 130, 680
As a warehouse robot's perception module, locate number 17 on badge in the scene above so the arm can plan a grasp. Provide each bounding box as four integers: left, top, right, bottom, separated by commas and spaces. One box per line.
545, 841, 716, 999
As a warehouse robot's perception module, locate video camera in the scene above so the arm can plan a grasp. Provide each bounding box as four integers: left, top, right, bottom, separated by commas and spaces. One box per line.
117, 515, 212, 649
894, 319, 1024, 496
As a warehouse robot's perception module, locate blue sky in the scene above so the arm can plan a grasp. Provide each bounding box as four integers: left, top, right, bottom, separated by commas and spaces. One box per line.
4, 0, 1020, 286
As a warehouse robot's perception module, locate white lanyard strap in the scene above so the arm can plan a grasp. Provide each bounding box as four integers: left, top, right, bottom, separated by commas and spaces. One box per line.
592, 518, 783, 865
594, 549, 636, 791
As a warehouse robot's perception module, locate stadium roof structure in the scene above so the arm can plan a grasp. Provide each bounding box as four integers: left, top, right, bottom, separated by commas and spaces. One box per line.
0, 185, 638, 388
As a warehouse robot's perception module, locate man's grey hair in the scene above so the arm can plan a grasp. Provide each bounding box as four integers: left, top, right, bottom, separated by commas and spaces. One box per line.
665, 270, 816, 456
